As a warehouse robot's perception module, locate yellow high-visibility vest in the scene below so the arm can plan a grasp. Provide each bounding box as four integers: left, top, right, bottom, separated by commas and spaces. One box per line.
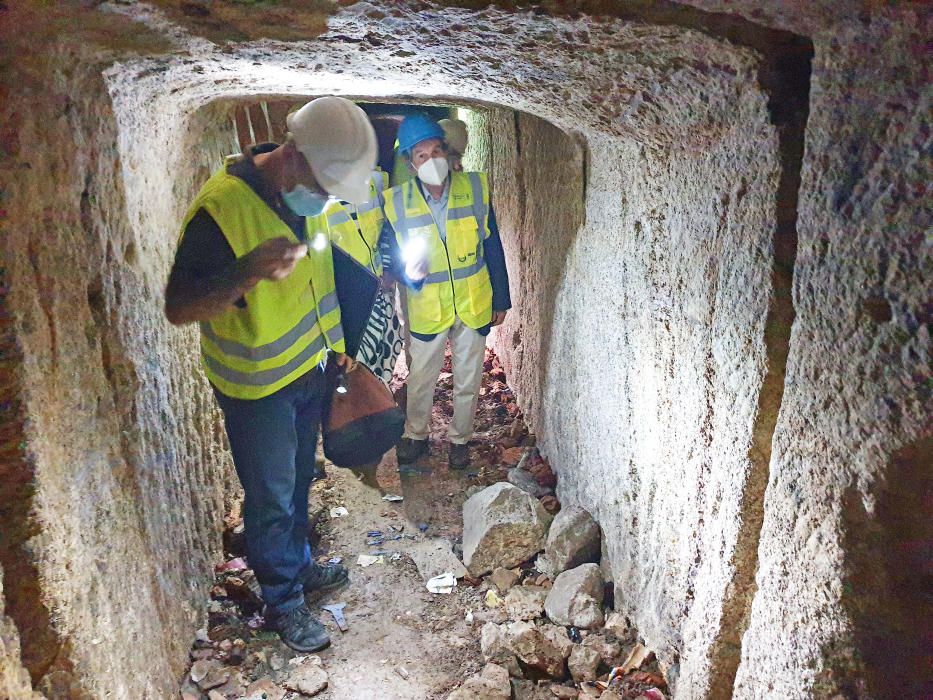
390, 147, 413, 188
179, 160, 344, 400
383, 171, 492, 335
325, 170, 388, 275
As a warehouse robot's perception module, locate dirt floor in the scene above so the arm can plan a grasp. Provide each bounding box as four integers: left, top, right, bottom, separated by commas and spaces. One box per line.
180, 348, 535, 700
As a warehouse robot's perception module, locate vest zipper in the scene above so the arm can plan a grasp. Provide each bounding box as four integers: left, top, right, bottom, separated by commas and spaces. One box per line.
440, 230, 457, 318
354, 219, 378, 276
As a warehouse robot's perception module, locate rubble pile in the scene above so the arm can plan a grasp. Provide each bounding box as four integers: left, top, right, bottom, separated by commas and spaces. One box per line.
179, 554, 332, 699
447, 482, 669, 700
178, 345, 666, 699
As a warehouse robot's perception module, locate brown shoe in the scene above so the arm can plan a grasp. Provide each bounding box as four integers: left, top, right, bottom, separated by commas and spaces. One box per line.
449, 443, 470, 469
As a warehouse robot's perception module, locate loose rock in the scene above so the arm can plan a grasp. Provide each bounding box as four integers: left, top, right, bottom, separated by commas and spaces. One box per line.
283, 656, 328, 697
598, 690, 624, 700
539, 495, 562, 515
508, 621, 572, 679
463, 483, 553, 576
243, 677, 285, 700
526, 454, 558, 489
568, 644, 601, 682
582, 633, 624, 666
505, 585, 548, 621
196, 666, 230, 692
189, 659, 214, 684
539, 507, 600, 577
550, 684, 580, 698
619, 642, 651, 674
408, 538, 469, 581
603, 611, 630, 639
490, 566, 521, 593
481, 622, 523, 677
447, 662, 512, 699
474, 606, 510, 626
544, 563, 605, 629
508, 466, 552, 498
512, 678, 554, 700
269, 653, 286, 671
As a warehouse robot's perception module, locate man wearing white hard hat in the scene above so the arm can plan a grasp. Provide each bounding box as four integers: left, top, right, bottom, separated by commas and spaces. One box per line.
439, 118, 469, 172
165, 96, 377, 653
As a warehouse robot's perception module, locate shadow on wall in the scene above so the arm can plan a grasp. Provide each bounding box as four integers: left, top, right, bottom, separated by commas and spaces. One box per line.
834, 437, 933, 698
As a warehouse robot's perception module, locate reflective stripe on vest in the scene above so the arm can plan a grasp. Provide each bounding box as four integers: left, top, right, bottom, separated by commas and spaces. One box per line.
179, 164, 345, 400
390, 171, 488, 287
203, 323, 345, 388
199, 290, 340, 362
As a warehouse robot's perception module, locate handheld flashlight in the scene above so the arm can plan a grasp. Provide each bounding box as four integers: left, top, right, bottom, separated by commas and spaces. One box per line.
336, 373, 348, 394
311, 232, 328, 252
402, 236, 428, 264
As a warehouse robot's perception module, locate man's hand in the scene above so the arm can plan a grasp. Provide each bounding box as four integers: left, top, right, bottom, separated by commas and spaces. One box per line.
241, 237, 308, 283
165, 237, 307, 326
491, 310, 508, 327
405, 259, 429, 282
334, 352, 357, 371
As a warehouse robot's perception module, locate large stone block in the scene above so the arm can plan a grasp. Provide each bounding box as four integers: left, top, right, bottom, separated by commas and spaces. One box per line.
544, 564, 605, 629
463, 483, 553, 576
540, 506, 600, 577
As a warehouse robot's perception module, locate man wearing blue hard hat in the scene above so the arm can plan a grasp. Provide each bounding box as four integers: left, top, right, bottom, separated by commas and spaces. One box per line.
384, 113, 512, 468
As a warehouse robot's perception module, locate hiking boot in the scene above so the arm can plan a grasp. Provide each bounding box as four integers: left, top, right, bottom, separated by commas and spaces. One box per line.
302, 562, 350, 602
396, 437, 428, 464
266, 602, 331, 653
449, 443, 470, 469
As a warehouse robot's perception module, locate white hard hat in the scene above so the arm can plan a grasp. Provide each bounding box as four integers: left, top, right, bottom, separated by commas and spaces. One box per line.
439, 118, 469, 155
287, 97, 377, 205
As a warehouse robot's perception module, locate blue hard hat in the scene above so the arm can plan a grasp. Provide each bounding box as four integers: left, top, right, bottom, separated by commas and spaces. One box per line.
396, 113, 446, 155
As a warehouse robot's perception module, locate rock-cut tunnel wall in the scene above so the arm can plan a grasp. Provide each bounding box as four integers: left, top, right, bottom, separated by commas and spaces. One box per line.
485, 4, 930, 699
0, 0, 929, 698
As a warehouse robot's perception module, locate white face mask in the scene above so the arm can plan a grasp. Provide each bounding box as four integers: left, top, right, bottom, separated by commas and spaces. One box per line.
416, 157, 449, 187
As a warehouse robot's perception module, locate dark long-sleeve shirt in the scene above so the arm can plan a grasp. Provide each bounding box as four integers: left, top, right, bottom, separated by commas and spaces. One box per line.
169, 143, 304, 306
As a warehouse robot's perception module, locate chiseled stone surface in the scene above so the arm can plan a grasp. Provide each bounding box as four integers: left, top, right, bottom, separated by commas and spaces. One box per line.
489, 8, 929, 700
729, 12, 931, 700
0, 1, 927, 698
488, 99, 780, 696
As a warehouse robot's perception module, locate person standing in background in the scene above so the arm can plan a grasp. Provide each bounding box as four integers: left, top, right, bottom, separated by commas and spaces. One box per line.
439, 118, 469, 172
324, 165, 403, 384
384, 113, 512, 469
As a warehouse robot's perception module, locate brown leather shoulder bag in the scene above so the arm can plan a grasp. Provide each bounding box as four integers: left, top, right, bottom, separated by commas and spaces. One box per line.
321, 361, 405, 468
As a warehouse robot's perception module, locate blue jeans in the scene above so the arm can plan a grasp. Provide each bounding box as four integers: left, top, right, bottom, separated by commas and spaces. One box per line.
213, 366, 327, 613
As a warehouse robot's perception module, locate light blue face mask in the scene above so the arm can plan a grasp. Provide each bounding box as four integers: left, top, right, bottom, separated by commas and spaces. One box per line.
281, 184, 329, 217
